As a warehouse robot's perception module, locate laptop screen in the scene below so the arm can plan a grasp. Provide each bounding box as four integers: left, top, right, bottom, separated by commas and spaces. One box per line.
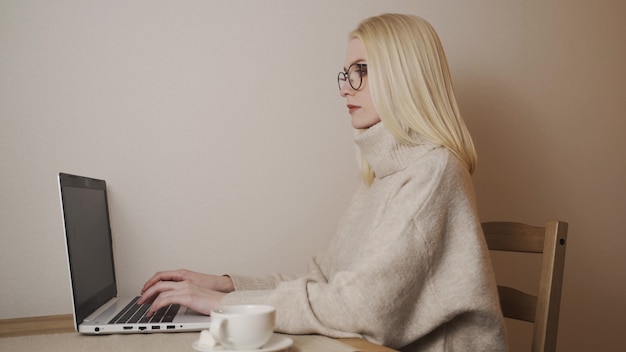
59, 173, 117, 327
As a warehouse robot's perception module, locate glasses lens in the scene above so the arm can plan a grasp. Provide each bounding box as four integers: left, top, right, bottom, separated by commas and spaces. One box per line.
347, 64, 363, 90
338, 72, 347, 90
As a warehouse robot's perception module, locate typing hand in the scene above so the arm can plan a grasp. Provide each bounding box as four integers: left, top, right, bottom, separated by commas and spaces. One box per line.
138, 269, 234, 316
139, 279, 227, 316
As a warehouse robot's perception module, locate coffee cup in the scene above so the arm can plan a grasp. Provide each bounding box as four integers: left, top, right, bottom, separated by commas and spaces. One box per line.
210, 305, 276, 350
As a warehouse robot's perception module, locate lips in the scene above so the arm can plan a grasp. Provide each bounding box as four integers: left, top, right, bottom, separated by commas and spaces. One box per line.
347, 104, 360, 113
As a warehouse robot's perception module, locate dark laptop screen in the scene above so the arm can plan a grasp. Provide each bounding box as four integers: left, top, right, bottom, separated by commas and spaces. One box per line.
59, 173, 117, 327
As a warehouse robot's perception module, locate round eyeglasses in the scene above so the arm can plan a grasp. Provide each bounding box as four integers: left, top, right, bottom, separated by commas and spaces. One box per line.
337, 63, 368, 91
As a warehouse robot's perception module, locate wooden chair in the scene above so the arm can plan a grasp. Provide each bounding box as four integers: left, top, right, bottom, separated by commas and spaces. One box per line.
482, 220, 568, 352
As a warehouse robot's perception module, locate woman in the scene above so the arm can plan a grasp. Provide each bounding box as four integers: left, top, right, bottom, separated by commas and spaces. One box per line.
140, 14, 506, 351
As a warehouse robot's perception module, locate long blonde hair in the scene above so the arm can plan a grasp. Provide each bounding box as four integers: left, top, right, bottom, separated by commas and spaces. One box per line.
350, 14, 477, 184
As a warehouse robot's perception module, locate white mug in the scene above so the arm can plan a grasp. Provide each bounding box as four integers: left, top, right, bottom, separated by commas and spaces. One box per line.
210, 305, 276, 350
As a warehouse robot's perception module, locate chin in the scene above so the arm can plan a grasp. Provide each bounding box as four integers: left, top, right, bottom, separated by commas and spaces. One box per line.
351, 118, 380, 130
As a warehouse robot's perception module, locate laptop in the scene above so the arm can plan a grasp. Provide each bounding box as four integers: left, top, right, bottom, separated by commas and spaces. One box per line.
58, 172, 212, 334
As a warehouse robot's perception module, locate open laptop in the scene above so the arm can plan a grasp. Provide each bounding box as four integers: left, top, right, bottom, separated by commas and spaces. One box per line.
58, 172, 212, 334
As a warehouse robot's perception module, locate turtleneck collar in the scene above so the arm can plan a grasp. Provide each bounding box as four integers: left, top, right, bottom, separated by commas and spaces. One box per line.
354, 122, 437, 179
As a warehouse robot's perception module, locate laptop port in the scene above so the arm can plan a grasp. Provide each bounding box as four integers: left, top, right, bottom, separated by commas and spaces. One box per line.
152, 326, 160, 330
123, 326, 133, 330
139, 326, 147, 331
166, 325, 175, 330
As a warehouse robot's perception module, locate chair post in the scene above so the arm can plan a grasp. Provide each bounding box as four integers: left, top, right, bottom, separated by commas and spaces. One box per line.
532, 220, 568, 352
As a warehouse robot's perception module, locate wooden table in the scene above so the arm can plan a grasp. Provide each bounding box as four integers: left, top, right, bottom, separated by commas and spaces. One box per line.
0, 314, 397, 352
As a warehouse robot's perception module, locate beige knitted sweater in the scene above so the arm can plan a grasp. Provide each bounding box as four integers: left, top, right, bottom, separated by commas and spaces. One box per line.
222, 123, 507, 351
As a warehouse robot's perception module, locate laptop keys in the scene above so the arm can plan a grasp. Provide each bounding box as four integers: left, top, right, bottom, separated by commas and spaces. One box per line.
109, 297, 180, 324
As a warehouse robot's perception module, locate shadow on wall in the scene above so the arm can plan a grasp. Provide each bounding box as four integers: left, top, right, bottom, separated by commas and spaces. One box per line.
457, 74, 568, 220
455, 75, 566, 352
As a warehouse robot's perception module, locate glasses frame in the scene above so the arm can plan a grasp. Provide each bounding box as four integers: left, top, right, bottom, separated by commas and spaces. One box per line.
337, 63, 368, 91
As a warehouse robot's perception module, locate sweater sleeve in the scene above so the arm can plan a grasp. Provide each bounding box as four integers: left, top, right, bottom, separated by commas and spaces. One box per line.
220, 195, 441, 344
221, 255, 363, 338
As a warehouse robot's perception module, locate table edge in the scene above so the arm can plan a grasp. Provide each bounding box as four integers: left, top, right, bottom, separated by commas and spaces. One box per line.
0, 314, 397, 351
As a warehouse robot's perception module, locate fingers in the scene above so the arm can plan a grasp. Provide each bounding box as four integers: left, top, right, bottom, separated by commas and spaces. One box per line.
145, 283, 194, 317
142, 281, 224, 317
141, 270, 232, 295
140, 269, 190, 294
138, 269, 230, 315
139, 280, 174, 306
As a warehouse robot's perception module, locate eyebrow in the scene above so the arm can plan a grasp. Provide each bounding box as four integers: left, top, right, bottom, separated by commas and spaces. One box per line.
343, 60, 367, 72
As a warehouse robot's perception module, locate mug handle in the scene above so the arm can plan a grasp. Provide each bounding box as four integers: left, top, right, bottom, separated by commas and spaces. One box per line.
210, 317, 228, 346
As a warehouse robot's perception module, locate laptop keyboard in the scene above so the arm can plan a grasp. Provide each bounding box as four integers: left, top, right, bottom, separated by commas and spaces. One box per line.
109, 296, 181, 324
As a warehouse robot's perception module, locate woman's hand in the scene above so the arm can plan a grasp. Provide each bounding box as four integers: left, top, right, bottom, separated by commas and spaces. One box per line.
141, 269, 235, 294
138, 269, 235, 316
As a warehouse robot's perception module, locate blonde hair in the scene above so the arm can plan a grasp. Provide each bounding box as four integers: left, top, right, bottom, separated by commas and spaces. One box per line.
350, 14, 477, 184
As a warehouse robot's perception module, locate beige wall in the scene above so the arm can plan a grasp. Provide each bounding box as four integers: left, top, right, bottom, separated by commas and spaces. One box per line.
1, 1, 624, 350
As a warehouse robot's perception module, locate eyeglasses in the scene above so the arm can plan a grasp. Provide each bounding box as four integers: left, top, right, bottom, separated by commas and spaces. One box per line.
337, 63, 368, 91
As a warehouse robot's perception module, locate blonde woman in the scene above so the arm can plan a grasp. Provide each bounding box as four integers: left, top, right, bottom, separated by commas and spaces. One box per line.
140, 14, 506, 351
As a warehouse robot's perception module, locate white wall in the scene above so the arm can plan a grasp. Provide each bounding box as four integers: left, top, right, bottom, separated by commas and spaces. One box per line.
2, 1, 625, 351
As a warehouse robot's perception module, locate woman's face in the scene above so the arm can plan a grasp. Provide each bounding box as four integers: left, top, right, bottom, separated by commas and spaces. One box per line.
340, 38, 381, 129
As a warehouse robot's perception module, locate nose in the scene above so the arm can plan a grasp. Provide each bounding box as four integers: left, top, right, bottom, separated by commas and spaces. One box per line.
339, 81, 354, 97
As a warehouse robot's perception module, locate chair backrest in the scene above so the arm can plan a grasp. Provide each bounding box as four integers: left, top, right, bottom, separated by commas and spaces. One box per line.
481, 220, 568, 352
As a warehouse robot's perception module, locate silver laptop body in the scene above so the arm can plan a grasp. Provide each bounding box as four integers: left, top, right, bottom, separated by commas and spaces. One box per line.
58, 172, 211, 334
